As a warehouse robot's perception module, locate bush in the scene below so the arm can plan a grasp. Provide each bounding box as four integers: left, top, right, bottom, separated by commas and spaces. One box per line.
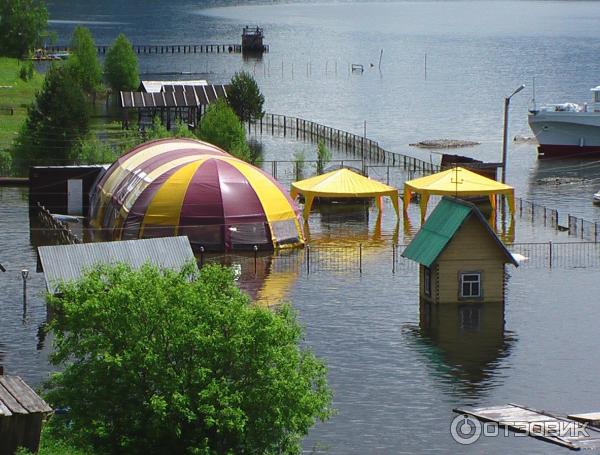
316, 140, 331, 174
46, 263, 333, 455
76, 136, 117, 164
0, 150, 12, 175
19, 62, 34, 81
197, 99, 252, 161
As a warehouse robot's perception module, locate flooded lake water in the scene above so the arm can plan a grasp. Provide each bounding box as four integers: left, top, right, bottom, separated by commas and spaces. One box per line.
3, 1, 600, 453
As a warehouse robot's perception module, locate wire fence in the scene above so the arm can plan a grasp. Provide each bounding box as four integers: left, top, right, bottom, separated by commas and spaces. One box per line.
249, 113, 440, 173
191, 241, 600, 274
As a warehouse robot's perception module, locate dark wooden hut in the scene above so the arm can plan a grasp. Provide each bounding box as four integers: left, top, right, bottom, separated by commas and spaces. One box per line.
0, 369, 52, 454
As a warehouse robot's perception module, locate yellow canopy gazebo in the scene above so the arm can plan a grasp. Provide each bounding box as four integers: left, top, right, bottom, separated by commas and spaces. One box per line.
403, 167, 515, 222
290, 168, 400, 220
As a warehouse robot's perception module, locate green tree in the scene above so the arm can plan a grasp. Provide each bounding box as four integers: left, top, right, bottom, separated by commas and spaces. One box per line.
12, 64, 89, 169
104, 33, 139, 94
197, 99, 251, 161
46, 263, 333, 455
0, 0, 48, 58
227, 71, 264, 122
67, 26, 102, 97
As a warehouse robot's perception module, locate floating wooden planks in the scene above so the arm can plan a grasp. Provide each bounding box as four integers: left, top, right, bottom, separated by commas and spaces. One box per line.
454, 403, 600, 451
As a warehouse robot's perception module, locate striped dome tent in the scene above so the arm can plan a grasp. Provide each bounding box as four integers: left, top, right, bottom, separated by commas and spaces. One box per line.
90, 138, 304, 251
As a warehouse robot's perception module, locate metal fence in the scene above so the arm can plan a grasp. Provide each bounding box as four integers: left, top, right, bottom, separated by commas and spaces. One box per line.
194, 241, 600, 275
249, 113, 439, 173
515, 197, 559, 230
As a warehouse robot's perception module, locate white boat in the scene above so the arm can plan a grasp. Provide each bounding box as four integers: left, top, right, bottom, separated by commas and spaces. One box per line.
528, 86, 600, 158
593, 191, 600, 205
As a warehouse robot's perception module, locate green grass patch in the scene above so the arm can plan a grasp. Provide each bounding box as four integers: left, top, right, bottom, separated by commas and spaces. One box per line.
0, 57, 44, 152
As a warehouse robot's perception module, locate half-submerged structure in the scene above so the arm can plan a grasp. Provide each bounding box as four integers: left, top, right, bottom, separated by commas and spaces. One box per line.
402, 197, 518, 304
90, 139, 304, 252
403, 167, 515, 222
0, 370, 53, 455
290, 168, 400, 220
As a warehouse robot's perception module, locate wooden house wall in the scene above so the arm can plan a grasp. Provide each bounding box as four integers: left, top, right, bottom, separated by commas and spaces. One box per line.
0, 413, 44, 455
419, 215, 507, 304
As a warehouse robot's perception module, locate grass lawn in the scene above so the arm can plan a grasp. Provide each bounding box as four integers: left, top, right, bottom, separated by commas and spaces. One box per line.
0, 57, 44, 152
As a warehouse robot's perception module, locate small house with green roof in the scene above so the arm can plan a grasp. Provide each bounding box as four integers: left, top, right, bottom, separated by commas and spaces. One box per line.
402, 197, 518, 304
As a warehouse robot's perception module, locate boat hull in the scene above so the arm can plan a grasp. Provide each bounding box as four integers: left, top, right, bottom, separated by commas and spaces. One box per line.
528, 110, 600, 158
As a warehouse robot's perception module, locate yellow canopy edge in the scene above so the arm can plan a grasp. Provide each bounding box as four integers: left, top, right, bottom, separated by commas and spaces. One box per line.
402, 167, 515, 222
291, 168, 400, 220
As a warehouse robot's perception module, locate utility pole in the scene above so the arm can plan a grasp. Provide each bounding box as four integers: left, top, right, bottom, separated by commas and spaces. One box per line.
501, 84, 525, 184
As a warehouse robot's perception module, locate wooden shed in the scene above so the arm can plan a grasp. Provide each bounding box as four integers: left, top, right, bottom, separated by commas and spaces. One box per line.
0, 371, 52, 454
402, 197, 518, 304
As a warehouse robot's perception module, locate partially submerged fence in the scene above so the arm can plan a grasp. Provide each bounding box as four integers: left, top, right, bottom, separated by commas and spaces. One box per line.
198, 241, 600, 275
249, 113, 439, 173
36, 203, 81, 245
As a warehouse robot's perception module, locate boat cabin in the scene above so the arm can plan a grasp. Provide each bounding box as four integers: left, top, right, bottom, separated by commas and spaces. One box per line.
402, 197, 518, 304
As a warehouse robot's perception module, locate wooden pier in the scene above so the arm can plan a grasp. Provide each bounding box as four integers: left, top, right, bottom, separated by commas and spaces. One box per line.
454, 403, 600, 450
45, 43, 269, 55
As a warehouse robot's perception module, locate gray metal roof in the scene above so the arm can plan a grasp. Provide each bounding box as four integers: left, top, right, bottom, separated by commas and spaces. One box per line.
38, 237, 196, 294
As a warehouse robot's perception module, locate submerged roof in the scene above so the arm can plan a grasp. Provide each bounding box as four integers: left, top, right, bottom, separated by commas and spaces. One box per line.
290, 168, 398, 198
404, 166, 513, 196
38, 237, 195, 294
402, 197, 518, 267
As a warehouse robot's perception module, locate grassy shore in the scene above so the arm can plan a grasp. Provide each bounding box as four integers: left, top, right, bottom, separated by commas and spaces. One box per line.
0, 57, 44, 152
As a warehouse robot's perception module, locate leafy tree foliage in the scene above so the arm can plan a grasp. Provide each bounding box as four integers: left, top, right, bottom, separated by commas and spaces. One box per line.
197, 100, 252, 161
0, 0, 48, 58
104, 33, 139, 93
66, 26, 102, 95
11, 64, 89, 169
46, 263, 333, 455
227, 71, 264, 122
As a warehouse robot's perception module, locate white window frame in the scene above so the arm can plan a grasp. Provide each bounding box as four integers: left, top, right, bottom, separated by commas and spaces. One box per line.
460, 272, 481, 298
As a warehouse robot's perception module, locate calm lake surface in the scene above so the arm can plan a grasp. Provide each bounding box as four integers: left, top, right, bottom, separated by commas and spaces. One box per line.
2, 1, 600, 453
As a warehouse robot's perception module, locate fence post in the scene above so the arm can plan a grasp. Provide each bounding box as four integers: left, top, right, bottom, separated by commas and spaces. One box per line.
254, 245, 258, 274
359, 243, 362, 274
392, 244, 396, 274
549, 241, 552, 269
306, 245, 310, 275
581, 219, 584, 239
199, 246, 205, 268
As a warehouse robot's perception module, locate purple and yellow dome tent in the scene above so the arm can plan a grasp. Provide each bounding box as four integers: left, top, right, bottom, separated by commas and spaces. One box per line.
90, 138, 304, 251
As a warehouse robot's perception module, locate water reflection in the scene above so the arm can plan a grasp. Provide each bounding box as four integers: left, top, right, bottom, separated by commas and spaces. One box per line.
405, 301, 516, 398
202, 251, 300, 307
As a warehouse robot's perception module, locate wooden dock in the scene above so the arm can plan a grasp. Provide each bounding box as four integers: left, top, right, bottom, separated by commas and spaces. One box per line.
454, 403, 600, 450
45, 43, 269, 55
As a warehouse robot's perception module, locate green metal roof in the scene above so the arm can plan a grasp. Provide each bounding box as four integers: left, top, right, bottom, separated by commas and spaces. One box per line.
402, 198, 472, 267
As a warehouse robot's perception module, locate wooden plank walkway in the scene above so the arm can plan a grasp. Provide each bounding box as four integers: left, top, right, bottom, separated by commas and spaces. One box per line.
454, 403, 600, 450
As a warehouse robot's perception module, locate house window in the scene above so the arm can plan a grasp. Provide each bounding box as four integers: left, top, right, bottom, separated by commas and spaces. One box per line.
460, 273, 481, 298
424, 267, 431, 297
